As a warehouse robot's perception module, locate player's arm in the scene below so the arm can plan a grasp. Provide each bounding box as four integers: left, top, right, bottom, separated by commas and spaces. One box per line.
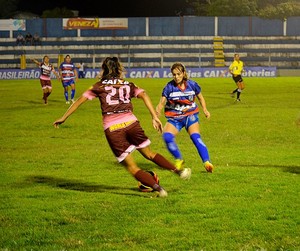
31, 58, 40, 66
197, 93, 210, 119
52, 67, 60, 79
228, 64, 234, 75
53, 95, 88, 128
137, 91, 163, 133
156, 96, 167, 117
58, 67, 63, 79
74, 67, 79, 81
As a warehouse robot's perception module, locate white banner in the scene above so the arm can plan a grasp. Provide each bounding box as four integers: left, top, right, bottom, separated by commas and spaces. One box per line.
0, 19, 26, 31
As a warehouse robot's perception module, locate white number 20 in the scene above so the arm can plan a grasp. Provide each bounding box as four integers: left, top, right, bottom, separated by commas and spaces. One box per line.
105, 85, 130, 105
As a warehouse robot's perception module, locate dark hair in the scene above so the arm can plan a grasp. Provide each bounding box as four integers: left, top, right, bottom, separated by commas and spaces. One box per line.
101, 57, 124, 80
170, 62, 188, 81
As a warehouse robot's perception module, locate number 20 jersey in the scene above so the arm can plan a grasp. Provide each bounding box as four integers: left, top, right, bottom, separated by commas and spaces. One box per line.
83, 78, 144, 129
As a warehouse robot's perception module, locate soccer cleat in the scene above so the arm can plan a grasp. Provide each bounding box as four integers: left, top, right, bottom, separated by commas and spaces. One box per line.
204, 161, 214, 173
71, 99, 75, 104
66, 101, 70, 105
179, 168, 191, 180
158, 188, 168, 198
235, 98, 241, 102
174, 159, 185, 171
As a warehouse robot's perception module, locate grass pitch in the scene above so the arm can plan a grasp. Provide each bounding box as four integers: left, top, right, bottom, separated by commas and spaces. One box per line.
0, 77, 299, 250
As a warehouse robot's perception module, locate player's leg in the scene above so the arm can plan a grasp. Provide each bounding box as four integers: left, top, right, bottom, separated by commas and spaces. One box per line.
40, 79, 49, 104
42, 88, 48, 104
126, 121, 190, 179
231, 77, 239, 97
162, 121, 184, 169
44, 81, 52, 104
138, 146, 191, 180
122, 154, 167, 196
63, 85, 69, 104
236, 80, 245, 101
187, 121, 213, 172
70, 82, 76, 103
104, 123, 166, 197
43, 87, 52, 104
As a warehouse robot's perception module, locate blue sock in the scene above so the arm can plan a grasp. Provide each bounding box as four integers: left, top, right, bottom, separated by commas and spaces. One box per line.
71, 89, 75, 99
163, 132, 182, 159
190, 133, 210, 163
64, 91, 68, 101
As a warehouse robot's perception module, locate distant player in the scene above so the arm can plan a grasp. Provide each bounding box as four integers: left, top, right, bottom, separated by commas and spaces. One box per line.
59, 55, 78, 104
31, 56, 60, 104
229, 53, 245, 102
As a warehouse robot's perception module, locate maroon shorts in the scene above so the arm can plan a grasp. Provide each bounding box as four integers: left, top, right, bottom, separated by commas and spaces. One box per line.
104, 120, 150, 162
40, 79, 52, 89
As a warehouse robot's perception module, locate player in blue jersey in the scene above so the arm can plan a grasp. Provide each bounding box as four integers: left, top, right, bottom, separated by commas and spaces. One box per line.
59, 55, 78, 104
156, 62, 214, 173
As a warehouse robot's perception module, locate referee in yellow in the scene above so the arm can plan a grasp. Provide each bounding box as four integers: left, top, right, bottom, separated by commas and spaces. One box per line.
229, 53, 245, 102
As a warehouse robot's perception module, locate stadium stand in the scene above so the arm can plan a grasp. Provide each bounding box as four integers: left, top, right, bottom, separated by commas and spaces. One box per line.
0, 36, 299, 69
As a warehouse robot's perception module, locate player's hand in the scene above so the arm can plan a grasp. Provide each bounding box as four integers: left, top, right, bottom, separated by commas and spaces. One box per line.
204, 110, 211, 119
53, 118, 65, 128
152, 117, 163, 134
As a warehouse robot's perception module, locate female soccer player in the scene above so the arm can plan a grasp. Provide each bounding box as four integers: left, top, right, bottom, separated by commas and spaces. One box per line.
229, 53, 245, 102
32, 56, 60, 104
53, 57, 191, 198
59, 55, 78, 104
156, 62, 214, 173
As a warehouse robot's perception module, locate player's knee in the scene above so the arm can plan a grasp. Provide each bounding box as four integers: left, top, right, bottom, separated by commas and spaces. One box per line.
163, 132, 174, 143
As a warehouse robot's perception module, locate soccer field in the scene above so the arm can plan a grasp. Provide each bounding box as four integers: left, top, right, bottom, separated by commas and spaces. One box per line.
0, 77, 299, 250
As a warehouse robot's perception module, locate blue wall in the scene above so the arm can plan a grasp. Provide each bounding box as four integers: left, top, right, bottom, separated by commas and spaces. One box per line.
1, 16, 299, 38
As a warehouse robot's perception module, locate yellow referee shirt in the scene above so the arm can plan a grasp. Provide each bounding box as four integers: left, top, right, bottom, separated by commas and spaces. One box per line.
229, 60, 244, 75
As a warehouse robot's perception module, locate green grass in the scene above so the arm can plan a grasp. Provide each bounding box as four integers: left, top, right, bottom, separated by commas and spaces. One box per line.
0, 77, 300, 251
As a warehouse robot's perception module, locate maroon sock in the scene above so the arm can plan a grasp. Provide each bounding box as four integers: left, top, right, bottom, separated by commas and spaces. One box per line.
134, 170, 161, 191
152, 153, 179, 174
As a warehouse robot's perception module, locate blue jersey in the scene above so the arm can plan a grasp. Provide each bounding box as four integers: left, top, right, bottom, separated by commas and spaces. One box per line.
59, 62, 76, 83
162, 79, 201, 118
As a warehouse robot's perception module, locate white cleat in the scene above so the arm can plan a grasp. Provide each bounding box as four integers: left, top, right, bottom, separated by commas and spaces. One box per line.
179, 168, 191, 180
159, 188, 168, 198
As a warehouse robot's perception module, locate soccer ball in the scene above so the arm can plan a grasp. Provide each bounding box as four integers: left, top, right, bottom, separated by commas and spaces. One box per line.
138, 170, 159, 192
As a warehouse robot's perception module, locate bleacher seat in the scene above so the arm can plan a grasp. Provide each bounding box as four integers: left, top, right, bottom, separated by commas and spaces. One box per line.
0, 36, 299, 69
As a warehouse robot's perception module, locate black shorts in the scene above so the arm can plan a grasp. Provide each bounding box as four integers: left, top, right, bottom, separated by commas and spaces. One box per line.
233, 75, 243, 83
104, 120, 150, 162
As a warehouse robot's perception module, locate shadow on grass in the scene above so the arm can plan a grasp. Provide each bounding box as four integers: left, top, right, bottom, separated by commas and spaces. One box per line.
27, 99, 64, 105
232, 164, 300, 174
26, 175, 150, 198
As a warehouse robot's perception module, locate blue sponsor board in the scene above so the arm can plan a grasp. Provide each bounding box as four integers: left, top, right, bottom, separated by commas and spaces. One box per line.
0, 67, 276, 80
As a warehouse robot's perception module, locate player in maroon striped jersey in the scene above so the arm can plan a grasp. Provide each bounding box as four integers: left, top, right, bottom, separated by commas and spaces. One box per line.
32, 56, 60, 104
53, 57, 191, 198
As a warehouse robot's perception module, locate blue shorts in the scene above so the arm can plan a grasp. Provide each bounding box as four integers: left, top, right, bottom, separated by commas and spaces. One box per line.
62, 79, 75, 87
167, 114, 199, 132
